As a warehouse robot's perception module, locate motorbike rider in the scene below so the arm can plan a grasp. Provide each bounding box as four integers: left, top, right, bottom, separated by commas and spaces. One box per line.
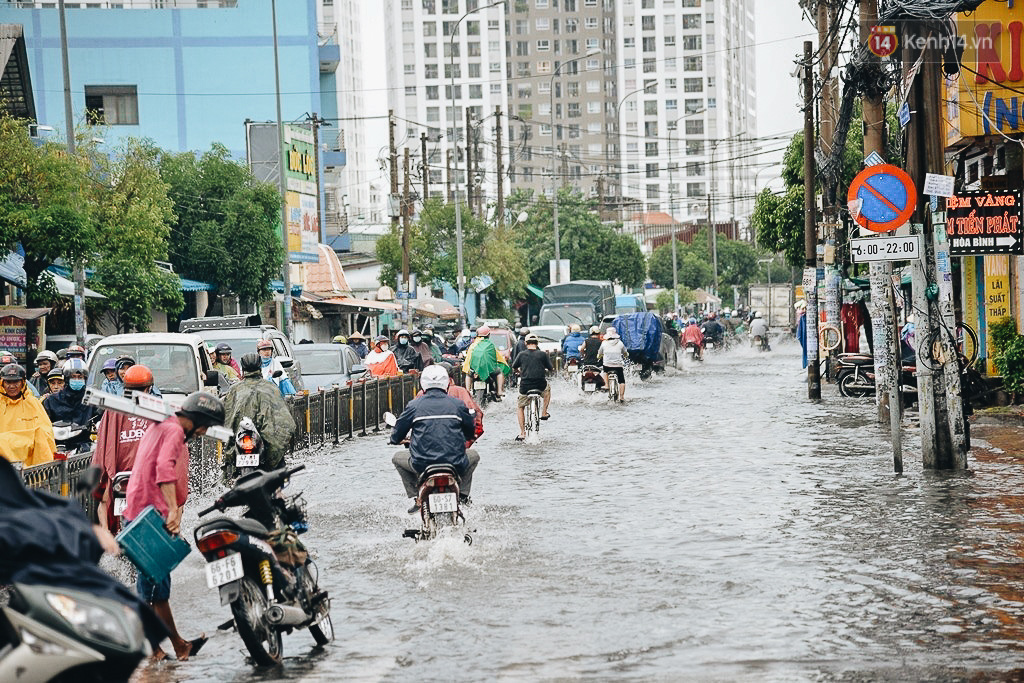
749, 312, 770, 350
43, 366, 65, 399
256, 339, 297, 396
92, 364, 162, 532
599, 327, 628, 402
213, 343, 242, 384
221, 352, 297, 482
366, 335, 401, 377
393, 329, 424, 373
30, 350, 58, 395
681, 317, 705, 360
331, 334, 347, 344
390, 365, 479, 512
416, 361, 485, 443
421, 325, 443, 362
123, 391, 224, 661
462, 325, 508, 399
100, 358, 121, 395
43, 358, 97, 431
347, 331, 369, 359
0, 363, 56, 466
410, 329, 434, 368
456, 326, 477, 354
700, 313, 726, 347
0, 352, 39, 398
561, 323, 586, 366
511, 333, 553, 441
580, 325, 603, 365
64, 344, 86, 362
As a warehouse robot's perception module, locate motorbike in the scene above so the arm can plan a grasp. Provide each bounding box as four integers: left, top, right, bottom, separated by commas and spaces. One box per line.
684, 341, 703, 361
565, 357, 580, 376
470, 371, 499, 407
109, 471, 132, 533
752, 334, 770, 352
53, 417, 97, 458
194, 465, 332, 666
0, 464, 158, 683
836, 353, 918, 401
579, 364, 604, 393
233, 416, 265, 478
384, 412, 473, 544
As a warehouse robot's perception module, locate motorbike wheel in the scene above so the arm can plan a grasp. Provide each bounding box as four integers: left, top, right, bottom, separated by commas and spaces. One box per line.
300, 565, 333, 646
231, 576, 283, 666
607, 375, 620, 402
838, 371, 874, 398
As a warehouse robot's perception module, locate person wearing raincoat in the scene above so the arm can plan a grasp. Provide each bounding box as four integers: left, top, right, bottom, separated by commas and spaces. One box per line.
256, 339, 296, 396
366, 335, 400, 377
0, 363, 56, 466
461, 325, 509, 399
221, 353, 297, 482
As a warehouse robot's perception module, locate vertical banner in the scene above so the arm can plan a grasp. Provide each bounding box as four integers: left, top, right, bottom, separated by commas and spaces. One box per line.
963, 256, 980, 357
984, 254, 1010, 375
803, 267, 818, 356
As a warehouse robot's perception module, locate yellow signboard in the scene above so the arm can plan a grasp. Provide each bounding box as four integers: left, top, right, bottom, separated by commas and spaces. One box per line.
946, 4, 1024, 143
984, 254, 1010, 375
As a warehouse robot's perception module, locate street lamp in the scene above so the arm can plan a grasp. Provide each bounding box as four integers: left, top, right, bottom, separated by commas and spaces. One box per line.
451, 0, 506, 326
708, 131, 747, 296
550, 47, 601, 285
666, 107, 707, 313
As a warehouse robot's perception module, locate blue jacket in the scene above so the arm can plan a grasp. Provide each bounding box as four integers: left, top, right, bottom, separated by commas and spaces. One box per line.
390, 388, 475, 474
561, 332, 587, 359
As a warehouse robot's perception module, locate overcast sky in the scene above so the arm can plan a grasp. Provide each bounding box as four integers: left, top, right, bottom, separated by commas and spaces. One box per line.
358, 1, 813, 196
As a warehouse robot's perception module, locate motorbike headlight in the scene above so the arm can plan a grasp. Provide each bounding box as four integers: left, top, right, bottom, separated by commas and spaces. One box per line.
45, 593, 139, 649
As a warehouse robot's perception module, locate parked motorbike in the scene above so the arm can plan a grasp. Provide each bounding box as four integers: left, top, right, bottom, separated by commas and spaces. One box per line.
0, 463, 161, 683
580, 364, 604, 393
194, 465, 332, 666
383, 412, 473, 544
836, 353, 918, 401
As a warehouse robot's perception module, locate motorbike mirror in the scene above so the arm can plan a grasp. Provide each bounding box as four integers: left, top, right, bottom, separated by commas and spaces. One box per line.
76, 465, 102, 495
272, 370, 284, 378
204, 369, 220, 387
383, 411, 397, 427
278, 357, 295, 369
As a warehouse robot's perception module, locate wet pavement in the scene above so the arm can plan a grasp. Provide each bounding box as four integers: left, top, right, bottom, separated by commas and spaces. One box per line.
130, 340, 1024, 682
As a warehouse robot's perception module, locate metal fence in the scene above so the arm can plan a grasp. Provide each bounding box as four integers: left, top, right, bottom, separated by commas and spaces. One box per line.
21, 374, 423, 500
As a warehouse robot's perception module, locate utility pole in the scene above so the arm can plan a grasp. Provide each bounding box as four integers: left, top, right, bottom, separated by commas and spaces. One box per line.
446, 149, 453, 202
58, 0, 85, 346
905, 20, 967, 469
389, 110, 399, 235
803, 41, 821, 400
421, 132, 429, 205
465, 108, 473, 218
860, 0, 900, 470
402, 148, 411, 327
818, 0, 841, 381
495, 105, 504, 229
309, 113, 325, 245
271, 0, 292, 339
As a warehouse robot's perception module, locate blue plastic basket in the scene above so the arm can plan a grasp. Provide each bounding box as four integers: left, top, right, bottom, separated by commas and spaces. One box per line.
116, 505, 191, 585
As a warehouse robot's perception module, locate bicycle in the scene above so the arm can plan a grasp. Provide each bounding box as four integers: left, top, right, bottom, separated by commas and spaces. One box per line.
523, 390, 542, 439
606, 371, 620, 403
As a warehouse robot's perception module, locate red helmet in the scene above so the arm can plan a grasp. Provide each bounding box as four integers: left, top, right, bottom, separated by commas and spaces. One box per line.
66, 344, 86, 358
123, 364, 154, 390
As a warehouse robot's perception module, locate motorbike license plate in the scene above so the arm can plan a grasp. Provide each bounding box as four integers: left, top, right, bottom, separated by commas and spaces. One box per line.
584, 383, 596, 392
568, 365, 579, 373
473, 381, 486, 390
428, 492, 458, 513
205, 552, 244, 589
236, 450, 260, 468
113, 497, 128, 517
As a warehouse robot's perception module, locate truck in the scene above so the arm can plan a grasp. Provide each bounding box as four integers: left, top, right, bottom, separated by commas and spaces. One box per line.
538, 280, 615, 328
747, 283, 795, 330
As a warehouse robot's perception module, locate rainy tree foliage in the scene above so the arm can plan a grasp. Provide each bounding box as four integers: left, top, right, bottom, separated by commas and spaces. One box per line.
753, 101, 902, 268
159, 144, 284, 307
506, 188, 646, 289
376, 199, 529, 302
647, 227, 764, 291
0, 115, 182, 331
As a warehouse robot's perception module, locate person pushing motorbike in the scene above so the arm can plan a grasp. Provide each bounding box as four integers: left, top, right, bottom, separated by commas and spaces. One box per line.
390, 365, 479, 513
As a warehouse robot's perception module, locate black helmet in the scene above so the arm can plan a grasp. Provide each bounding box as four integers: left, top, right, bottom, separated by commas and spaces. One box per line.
177, 391, 225, 428
239, 352, 262, 373
215, 342, 232, 353
1, 363, 26, 381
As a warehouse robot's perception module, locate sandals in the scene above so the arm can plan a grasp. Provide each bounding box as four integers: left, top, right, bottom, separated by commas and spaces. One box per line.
540, 414, 550, 421
514, 435, 525, 442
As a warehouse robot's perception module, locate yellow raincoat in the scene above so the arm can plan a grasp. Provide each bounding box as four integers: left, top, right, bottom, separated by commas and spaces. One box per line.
0, 389, 56, 466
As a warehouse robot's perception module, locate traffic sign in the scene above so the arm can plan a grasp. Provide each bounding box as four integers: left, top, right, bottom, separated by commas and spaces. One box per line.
946, 189, 1023, 256
851, 235, 922, 263
847, 164, 917, 233
864, 151, 884, 167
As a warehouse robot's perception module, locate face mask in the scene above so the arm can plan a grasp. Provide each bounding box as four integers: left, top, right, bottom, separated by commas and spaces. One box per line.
261, 356, 272, 367
412, 336, 421, 344
380, 344, 389, 352
398, 338, 408, 346
69, 379, 86, 391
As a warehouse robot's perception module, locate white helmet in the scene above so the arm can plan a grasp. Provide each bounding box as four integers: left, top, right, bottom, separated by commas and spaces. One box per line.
420, 364, 450, 392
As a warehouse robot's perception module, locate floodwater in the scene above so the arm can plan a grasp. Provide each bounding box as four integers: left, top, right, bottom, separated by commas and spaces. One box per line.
134, 340, 1024, 682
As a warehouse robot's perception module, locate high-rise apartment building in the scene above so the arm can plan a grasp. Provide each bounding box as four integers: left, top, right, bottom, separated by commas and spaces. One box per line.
616, 0, 756, 233
384, 0, 509, 214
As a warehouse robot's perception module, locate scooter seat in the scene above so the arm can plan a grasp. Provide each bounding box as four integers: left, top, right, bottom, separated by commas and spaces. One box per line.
419, 464, 460, 485
197, 516, 270, 539
526, 389, 543, 395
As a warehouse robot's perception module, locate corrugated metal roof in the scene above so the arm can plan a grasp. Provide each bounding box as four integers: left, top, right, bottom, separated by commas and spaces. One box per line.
179, 277, 215, 292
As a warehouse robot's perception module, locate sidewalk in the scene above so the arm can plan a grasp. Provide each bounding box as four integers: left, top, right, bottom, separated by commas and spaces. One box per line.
971, 406, 1024, 458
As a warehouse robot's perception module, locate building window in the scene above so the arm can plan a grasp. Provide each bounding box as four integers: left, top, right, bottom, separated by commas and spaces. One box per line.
466, 20, 480, 35
85, 85, 138, 125
682, 14, 700, 29
469, 84, 482, 98
402, 21, 413, 32
708, 98, 716, 108
493, 61, 505, 73
642, 36, 656, 52
468, 42, 481, 56
537, 39, 550, 51
565, 18, 578, 32
468, 63, 481, 77
642, 0, 654, 7
687, 182, 705, 197
426, 85, 439, 99
686, 162, 704, 176
624, 58, 636, 68
641, 15, 655, 30
443, 63, 460, 78
623, 37, 635, 48
426, 107, 440, 121
404, 64, 416, 74
683, 77, 703, 93
645, 121, 658, 136
538, 81, 551, 94
445, 85, 462, 99
444, 42, 460, 58
424, 22, 437, 36
424, 43, 437, 58
665, 99, 677, 110
538, 60, 551, 73
490, 83, 502, 94
586, 37, 598, 50
665, 35, 676, 46
647, 185, 659, 199
405, 86, 417, 96
685, 119, 703, 134
536, 18, 549, 31
686, 140, 704, 154
425, 64, 439, 78
644, 100, 657, 115
401, 0, 413, 8
568, 102, 582, 117
586, 79, 600, 93
584, 0, 596, 5
646, 142, 658, 156
536, 0, 548, 6
685, 98, 702, 113
585, 17, 597, 29
586, 101, 600, 114
682, 0, 700, 6
643, 58, 657, 73
684, 56, 702, 71
666, 78, 677, 90
682, 35, 701, 50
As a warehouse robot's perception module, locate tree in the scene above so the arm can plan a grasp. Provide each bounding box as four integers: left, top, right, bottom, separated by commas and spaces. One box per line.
159, 144, 283, 306
0, 115, 96, 306
508, 188, 646, 288
751, 187, 805, 268
655, 286, 695, 313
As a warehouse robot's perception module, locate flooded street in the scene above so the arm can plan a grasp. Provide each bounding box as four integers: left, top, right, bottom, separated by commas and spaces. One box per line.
144, 342, 1024, 681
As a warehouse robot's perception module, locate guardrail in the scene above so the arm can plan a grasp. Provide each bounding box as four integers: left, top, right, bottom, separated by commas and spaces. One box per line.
21, 374, 424, 498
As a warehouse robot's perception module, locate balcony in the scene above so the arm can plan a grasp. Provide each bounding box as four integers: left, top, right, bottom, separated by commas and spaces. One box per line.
319, 28, 340, 73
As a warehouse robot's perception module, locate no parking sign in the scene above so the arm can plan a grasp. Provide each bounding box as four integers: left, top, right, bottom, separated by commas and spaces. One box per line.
847, 164, 917, 233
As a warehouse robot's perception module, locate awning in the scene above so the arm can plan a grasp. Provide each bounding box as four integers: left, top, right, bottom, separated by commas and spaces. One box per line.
320, 296, 402, 312
527, 284, 544, 298
0, 255, 106, 299
411, 297, 459, 319
0, 307, 49, 321
179, 277, 215, 292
